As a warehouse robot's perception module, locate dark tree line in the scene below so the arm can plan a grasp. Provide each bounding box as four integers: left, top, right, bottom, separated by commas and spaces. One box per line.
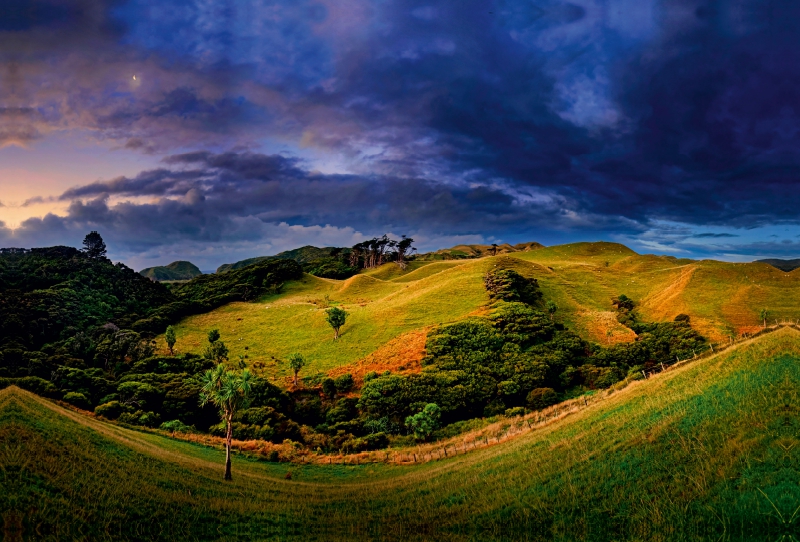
347, 235, 415, 270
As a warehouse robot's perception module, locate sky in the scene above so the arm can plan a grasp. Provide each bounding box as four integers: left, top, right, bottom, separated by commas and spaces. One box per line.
1, 0, 800, 271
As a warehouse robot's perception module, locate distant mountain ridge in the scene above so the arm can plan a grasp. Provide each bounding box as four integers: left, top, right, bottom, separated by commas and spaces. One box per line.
139, 261, 203, 281
756, 258, 800, 272
216, 246, 338, 273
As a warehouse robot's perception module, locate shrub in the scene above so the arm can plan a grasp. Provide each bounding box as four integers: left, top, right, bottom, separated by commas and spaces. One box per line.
160, 419, 195, 433
341, 432, 389, 454
484, 268, 542, 305
505, 406, 525, 417
63, 391, 91, 410
321, 377, 336, 398
118, 410, 161, 427
94, 400, 127, 420
674, 313, 691, 323
527, 388, 558, 410
363, 371, 378, 382
334, 373, 354, 393
405, 403, 441, 441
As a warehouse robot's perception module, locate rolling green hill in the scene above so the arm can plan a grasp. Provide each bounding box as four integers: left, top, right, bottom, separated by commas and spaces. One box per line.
4, 328, 800, 540
165, 241, 800, 382
139, 260, 203, 281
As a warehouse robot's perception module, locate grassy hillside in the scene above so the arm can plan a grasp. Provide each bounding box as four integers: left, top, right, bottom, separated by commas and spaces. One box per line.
166, 241, 800, 381
139, 260, 203, 281
169, 258, 496, 378
216, 245, 338, 273
417, 240, 544, 260
4, 328, 800, 539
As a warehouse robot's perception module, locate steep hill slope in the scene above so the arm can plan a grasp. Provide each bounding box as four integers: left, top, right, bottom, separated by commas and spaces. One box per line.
140, 260, 203, 281
4, 329, 800, 539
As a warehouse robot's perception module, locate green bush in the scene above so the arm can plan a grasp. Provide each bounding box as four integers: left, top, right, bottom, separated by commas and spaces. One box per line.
334, 373, 354, 393
341, 432, 389, 454
484, 269, 542, 305
321, 377, 336, 398
405, 403, 442, 441
94, 401, 128, 420
527, 388, 558, 410
160, 419, 195, 433
118, 410, 161, 427
63, 391, 90, 410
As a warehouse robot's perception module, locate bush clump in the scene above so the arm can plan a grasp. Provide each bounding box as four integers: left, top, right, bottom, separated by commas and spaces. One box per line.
63, 391, 91, 410
334, 373, 354, 393
484, 268, 542, 305
527, 388, 558, 410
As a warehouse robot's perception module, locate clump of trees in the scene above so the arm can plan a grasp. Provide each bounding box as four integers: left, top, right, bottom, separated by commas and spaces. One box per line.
348, 235, 415, 269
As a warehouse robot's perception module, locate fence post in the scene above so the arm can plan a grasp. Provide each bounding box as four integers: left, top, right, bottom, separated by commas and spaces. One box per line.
642, 370, 647, 380
660, 362, 665, 372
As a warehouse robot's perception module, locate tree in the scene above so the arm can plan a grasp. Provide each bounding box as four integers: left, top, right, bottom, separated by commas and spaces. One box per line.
395, 236, 415, 269
82, 231, 107, 259
325, 307, 348, 340
546, 301, 558, 321
199, 365, 252, 480
288, 353, 306, 386
203, 329, 229, 364
491, 243, 498, 256
165, 325, 177, 355
405, 403, 441, 441
760, 308, 769, 328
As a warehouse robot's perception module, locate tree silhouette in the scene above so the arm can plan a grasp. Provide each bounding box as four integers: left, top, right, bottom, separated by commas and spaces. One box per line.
82, 231, 107, 259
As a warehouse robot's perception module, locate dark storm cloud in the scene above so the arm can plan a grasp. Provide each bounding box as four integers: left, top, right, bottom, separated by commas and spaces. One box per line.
6, 0, 800, 261
54, 151, 630, 241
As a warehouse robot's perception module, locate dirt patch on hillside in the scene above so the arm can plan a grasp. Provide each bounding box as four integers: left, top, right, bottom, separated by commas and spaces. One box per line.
582, 311, 637, 345
327, 329, 429, 386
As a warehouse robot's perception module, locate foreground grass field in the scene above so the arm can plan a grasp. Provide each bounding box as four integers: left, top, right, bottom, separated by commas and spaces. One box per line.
5, 328, 800, 540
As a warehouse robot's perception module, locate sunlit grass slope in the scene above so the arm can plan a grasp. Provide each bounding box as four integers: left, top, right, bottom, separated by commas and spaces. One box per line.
169, 258, 496, 377
509, 242, 800, 342
168, 240, 800, 379
5, 329, 800, 539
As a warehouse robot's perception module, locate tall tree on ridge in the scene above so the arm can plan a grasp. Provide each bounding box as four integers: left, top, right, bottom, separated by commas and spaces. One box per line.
82, 231, 107, 259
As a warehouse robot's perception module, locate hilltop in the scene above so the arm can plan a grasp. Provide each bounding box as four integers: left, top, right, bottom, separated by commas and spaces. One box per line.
3, 328, 798, 539
756, 258, 800, 272
139, 260, 203, 281
216, 245, 339, 273
417, 240, 544, 260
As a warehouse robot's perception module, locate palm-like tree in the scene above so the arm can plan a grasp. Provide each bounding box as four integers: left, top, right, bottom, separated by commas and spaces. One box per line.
199, 365, 252, 480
